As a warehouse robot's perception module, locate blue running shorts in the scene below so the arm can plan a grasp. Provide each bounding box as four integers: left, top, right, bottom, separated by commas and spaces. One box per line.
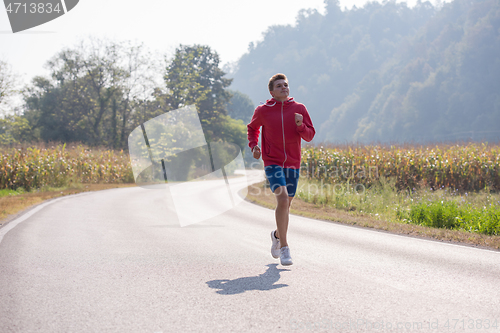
264, 165, 300, 197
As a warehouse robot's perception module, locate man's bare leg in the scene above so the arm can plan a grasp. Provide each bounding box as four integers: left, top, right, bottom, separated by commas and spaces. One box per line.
274, 186, 294, 248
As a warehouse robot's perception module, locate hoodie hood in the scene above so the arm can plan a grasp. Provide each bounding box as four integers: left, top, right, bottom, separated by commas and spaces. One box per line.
264, 97, 295, 107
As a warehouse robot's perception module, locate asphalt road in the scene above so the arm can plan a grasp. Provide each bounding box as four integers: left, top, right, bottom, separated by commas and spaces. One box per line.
0, 170, 499, 332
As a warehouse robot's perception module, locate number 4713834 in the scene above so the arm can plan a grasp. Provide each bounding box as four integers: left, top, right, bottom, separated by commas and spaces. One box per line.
5, 2, 62, 14
443, 319, 498, 330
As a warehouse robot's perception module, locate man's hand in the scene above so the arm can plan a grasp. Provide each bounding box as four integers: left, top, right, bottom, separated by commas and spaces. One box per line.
295, 113, 303, 126
252, 146, 261, 159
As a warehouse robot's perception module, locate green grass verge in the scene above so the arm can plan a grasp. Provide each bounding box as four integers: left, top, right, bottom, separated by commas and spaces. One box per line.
296, 177, 500, 236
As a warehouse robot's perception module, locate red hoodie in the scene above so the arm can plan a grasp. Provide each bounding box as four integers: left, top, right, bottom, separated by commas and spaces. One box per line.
247, 97, 315, 169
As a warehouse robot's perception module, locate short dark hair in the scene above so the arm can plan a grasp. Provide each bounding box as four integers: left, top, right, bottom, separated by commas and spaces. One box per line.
268, 73, 288, 91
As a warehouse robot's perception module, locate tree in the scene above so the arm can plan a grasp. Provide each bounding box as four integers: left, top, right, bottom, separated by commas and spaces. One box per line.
0, 115, 33, 145
0, 59, 19, 115
163, 45, 233, 141
229, 0, 436, 142
23, 37, 158, 147
226, 90, 255, 124
344, 0, 500, 143
23, 76, 86, 143
154, 45, 250, 175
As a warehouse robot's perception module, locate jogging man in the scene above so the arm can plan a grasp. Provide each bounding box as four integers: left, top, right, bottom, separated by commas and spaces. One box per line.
247, 73, 315, 265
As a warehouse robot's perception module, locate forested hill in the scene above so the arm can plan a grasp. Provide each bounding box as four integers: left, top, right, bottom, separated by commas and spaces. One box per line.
228, 0, 500, 143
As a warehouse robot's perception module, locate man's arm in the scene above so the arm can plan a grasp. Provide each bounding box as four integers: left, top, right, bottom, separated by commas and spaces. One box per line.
296, 106, 315, 142
247, 107, 261, 150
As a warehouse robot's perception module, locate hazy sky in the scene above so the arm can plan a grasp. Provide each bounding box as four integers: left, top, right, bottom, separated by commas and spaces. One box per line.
1, 0, 430, 86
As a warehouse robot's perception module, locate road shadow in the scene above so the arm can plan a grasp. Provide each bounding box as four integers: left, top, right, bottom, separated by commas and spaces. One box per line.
206, 263, 290, 295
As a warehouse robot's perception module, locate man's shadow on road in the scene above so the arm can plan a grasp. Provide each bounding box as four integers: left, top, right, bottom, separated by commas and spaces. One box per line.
206, 263, 290, 295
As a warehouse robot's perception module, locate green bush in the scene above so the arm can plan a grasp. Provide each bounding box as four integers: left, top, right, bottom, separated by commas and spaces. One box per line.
403, 201, 500, 235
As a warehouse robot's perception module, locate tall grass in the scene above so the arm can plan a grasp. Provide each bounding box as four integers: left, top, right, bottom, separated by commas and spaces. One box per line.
301, 143, 500, 192
0, 143, 134, 191
298, 142, 500, 236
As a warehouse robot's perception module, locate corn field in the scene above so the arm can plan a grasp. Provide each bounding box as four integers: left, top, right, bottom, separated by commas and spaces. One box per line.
0, 144, 134, 191
301, 143, 500, 192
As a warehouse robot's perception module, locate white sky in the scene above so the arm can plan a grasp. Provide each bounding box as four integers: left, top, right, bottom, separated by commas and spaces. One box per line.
1, 0, 431, 87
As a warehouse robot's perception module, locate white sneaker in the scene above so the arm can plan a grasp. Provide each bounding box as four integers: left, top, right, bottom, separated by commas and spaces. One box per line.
270, 231, 280, 259
280, 246, 293, 266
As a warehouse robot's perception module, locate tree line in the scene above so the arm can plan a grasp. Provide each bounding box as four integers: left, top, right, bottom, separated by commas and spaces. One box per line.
4, 0, 498, 147
0, 40, 255, 157
229, 0, 500, 143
